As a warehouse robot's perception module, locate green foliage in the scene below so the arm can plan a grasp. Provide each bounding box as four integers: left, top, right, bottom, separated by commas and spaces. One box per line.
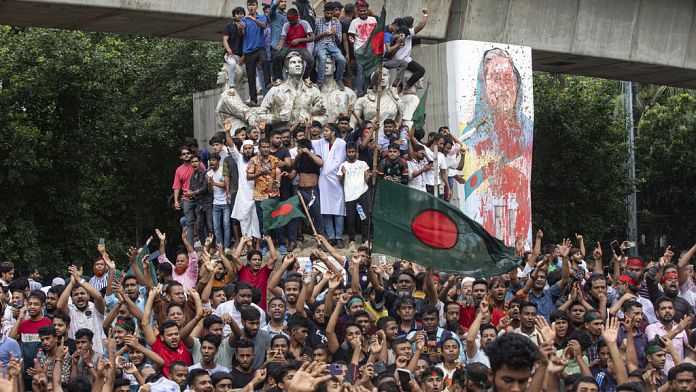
531, 73, 632, 243
636, 93, 696, 246
0, 27, 220, 276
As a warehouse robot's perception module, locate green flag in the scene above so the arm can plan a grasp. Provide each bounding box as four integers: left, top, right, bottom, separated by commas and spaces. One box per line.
355, 4, 386, 79
126, 237, 158, 285
411, 83, 429, 130
260, 196, 307, 234
371, 179, 517, 276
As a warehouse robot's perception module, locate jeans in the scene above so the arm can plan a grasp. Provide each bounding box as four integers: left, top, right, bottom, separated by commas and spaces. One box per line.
196, 202, 213, 244
245, 47, 271, 103
322, 214, 344, 240
212, 204, 231, 248
405, 60, 426, 89
181, 199, 197, 244
298, 187, 325, 236
384, 57, 408, 87
345, 191, 371, 242
224, 54, 240, 87
315, 43, 346, 85
355, 61, 369, 96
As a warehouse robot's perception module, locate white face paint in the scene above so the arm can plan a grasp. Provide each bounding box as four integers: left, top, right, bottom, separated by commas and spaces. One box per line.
324, 58, 336, 77
380, 67, 390, 88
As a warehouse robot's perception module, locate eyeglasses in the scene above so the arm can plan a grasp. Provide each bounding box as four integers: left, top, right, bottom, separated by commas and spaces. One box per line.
181, 152, 191, 156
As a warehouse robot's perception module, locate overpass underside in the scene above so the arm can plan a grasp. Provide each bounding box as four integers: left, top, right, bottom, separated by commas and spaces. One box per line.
1, 0, 696, 88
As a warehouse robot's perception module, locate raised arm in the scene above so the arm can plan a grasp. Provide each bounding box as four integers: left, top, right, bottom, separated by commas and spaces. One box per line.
557, 238, 571, 289
326, 293, 349, 353
576, 234, 586, 259
424, 268, 438, 305
216, 244, 238, 280
102, 295, 123, 334
140, 286, 160, 345
466, 301, 488, 359
414, 8, 429, 34
678, 242, 696, 285
264, 235, 279, 270
57, 268, 78, 312
314, 234, 346, 265
602, 317, 628, 384
127, 248, 150, 289
268, 253, 295, 297
232, 236, 252, 271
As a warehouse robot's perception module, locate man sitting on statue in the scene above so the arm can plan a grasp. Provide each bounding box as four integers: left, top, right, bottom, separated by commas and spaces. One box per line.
314, 2, 346, 91
277, 8, 315, 82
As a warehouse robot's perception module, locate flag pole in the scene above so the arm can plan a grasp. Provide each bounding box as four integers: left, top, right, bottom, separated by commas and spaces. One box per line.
296, 191, 318, 236
368, 0, 386, 252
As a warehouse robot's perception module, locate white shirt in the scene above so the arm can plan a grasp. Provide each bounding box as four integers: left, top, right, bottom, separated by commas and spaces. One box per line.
646, 321, 688, 373
348, 17, 377, 50
207, 167, 227, 205
394, 27, 415, 62
68, 302, 105, 355
213, 300, 267, 337
188, 363, 229, 375
423, 148, 447, 190
407, 159, 427, 191
339, 160, 369, 202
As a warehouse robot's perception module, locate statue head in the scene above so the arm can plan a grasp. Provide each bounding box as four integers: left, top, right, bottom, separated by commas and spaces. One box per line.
370, 67, 391, 90
285, 51, 305, 78
318, 57, 336, 78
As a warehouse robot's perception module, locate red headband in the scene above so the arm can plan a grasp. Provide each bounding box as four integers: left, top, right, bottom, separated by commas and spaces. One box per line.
662, 271, 678, 284
287, 14, 299, 21
618, 274, 638, 287
626, 258, 644, 268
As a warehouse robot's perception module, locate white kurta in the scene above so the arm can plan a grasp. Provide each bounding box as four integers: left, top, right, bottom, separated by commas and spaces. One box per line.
312, 138, 347, 216
229, 146, 261, 239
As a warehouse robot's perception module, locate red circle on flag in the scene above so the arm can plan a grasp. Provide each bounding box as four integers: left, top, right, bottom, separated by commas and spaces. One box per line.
469, 174, 478, 187
371, 31, 385, 56
411, 210, 458, 249
271, 203, 293, 218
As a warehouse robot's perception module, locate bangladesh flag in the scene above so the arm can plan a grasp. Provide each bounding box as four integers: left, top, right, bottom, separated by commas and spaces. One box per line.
371, 179, 517, 276
126, 236, 158, 285
260, 196, 307, 234
411, 83, 429, 130
355, 4, 386, 79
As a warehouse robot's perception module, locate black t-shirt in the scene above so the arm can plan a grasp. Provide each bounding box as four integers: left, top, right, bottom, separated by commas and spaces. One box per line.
340, 17, 355, 58
272, 147, 293, 196
230, 367, 255, 388
223, 22, 243, 57
294, 151, 322, 175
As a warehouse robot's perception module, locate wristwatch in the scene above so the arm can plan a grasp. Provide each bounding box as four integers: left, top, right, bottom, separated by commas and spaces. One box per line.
86, 362, 94, 369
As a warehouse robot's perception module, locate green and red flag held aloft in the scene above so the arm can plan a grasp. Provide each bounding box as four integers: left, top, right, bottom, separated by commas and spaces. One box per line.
355, 4, 386, 79
411, 83, 429, 130
260, 196, 307, 234
371, 179, 517, 276
126, 237, 158, 285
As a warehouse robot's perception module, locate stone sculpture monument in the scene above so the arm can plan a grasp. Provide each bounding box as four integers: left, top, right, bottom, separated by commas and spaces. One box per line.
351, 67, 403, 131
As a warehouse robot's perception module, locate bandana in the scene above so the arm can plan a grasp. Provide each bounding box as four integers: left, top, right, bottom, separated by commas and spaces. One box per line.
618, 274, 639, 287
174, 265, 188, 275
646, 344, 661, 356
662, 271, 678, 284
287, 14, 299, 22
584, 310, 602, 323
93, 270, 107, 278
242, 140, 254, 146
347, 297, 364, 308
115, 319, 135, 333
356, 0, 369, 9
626, 258, 644, 268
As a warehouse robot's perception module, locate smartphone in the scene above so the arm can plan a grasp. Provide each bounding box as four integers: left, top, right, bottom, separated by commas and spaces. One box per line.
397, 369, 413, 391
603, 266, 611, 277
372, 361, 387, 374
378, 255, 387, 266
99, 238, 105, 245
328, 363, 343, 376
17, 300, 23, 308
610, 240, 622, 256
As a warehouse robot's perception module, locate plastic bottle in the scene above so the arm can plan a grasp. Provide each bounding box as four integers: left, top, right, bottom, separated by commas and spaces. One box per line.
357, 204, 366, 220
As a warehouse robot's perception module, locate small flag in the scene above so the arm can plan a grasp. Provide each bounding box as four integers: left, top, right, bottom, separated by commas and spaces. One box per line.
260, 196, 307, 234
412, 83, 429, 130
371, 179, 517, 276
126, 237, 158, 285
355, 4, 386, 79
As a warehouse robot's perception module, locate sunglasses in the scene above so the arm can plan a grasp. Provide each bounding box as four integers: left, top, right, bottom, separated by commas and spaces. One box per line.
181, 152, 191, 156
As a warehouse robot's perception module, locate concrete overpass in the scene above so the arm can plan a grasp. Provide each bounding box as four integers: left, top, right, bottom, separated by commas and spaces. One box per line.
2, 0, 696, 87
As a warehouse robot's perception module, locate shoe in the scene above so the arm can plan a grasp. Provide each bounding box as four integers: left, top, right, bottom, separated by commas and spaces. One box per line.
246, 101, 259, 107
261, 246, 270, 256
336, 239, 345, 249
279, 245, 288, 255
348, 241, 357, 253
336, 80, 345, 91
329, 239, 337, 246
288, 242, 297, 252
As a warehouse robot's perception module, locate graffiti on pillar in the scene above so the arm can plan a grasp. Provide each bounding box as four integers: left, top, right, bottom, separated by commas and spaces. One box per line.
447, 41, 534, 246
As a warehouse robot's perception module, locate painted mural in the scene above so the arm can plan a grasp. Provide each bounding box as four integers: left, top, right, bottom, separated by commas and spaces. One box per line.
446, 41, 534, 246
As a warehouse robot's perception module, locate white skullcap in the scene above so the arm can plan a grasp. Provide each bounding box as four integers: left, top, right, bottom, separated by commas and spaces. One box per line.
242, 140, 254, 146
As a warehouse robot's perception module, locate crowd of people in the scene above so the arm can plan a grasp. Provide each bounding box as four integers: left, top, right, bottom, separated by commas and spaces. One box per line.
3, 2, 696, 392
222, 0, 427, 104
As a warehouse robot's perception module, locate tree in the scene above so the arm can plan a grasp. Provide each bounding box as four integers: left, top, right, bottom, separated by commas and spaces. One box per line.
531, 73, 632, 243
0, 27, 220, 276
635, 93, 696, 246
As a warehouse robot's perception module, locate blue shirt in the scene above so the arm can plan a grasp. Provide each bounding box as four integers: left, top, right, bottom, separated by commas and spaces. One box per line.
241, 15, 268, 54
0, 335, 21, 376
269, 0, 288, 48
527, 283, 563, 319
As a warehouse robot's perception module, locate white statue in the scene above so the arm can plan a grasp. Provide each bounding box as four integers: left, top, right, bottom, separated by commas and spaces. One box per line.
400, 72, 425, 128
320, 58, 357, 122
216, 62, 253, 104
215, 88, 260, 135
256, 51, 327, 130
351, 67, 403, 131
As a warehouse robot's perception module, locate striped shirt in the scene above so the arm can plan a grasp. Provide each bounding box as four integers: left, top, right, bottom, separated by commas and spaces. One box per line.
314, 17, 342, 46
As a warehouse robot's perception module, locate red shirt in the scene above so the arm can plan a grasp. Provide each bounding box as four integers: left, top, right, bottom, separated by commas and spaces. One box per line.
459, 304, 504, 332
238, 265, 272, 310
151, 336, 192, 377
18, 317, 53, 343
285, 20, 311, 49
172, 163, 204, 200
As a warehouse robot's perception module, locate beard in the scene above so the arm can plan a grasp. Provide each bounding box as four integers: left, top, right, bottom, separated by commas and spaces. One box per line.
243, 152, 255, 163
445, 320, 459, 333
